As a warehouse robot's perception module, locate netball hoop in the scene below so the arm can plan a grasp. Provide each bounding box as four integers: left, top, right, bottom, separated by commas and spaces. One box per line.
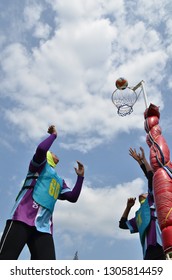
111, 80, 148, 116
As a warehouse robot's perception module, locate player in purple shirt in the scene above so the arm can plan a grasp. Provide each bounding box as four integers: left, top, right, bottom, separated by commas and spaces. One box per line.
0, 125, 84, 260
119, 147, 165, 260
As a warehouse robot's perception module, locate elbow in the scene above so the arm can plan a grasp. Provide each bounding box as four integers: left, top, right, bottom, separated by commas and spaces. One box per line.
119, 222, 122, 229
69, 197, 78, 203
119, 218, 128, 229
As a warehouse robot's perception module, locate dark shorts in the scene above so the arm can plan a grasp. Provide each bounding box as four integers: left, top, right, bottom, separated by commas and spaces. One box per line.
0, 220, 56, 260
144, 244, 166, 260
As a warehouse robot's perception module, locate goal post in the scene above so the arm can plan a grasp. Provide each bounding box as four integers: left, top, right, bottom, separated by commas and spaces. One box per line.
111, 80, 149, 116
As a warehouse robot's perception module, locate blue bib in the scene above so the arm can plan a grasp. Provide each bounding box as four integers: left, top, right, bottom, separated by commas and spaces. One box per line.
135, 198, 151, 245
33, 163, 63, 213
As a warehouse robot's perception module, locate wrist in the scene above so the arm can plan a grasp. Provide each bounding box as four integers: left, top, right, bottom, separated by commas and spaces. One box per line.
52, 132, 57, 137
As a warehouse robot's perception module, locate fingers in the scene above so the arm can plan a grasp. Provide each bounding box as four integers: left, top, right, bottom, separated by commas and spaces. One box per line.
129, 147, 134, 154
139, 146, 145, 157
128, 197, 136, 202
129, 148, 134, 157
129, 148, 138, 159
47, 125, 57, 135
75, 161, 84, 176
127, 197, 136, 206
76, 161, 84, 168
129, 147, 136, 154
47, 125, 55, 132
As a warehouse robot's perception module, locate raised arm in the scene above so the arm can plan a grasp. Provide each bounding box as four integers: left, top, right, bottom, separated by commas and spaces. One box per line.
29, 125, 57, 171
59, 161, 84, 202
129, 146, 153, 193
139, 147, 152, 173
119, 198, 136, 229
129, 147, 143, 165
120, 198, 136, 219
129, 147, 152, 178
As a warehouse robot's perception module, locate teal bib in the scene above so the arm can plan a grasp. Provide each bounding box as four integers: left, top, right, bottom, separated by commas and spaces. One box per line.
33, 163, 63, 213
135, 198, 151, 245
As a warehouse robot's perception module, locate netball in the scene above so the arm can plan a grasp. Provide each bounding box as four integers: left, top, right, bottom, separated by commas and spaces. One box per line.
115, 77, 128, 90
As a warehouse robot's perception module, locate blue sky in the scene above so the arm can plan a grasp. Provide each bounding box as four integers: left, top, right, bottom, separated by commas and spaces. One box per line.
0, 0, 172, 260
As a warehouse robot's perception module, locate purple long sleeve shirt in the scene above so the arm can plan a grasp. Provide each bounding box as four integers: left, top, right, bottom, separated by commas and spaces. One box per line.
9, 133, 84, 234
119, 166, 162, 258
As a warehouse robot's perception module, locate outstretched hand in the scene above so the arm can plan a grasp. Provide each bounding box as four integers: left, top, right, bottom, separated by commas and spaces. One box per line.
47, 125, 57, 136
127, 197, 136, 208
129, 147, 141, 162
74, 161, 84, 177
138, 147, 145, 161
129, 147, 145, 164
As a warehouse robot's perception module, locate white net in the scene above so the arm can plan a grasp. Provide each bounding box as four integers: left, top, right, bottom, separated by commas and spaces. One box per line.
111, 80, 147, 116
111, 87, 138, 116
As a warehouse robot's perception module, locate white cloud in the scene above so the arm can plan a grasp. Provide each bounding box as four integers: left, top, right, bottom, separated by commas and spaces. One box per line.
24, 3, 44, 30
0, 0, 170, 153
136, 0, 171, 26
47, 0, 104, 22
33, 22, 52, 39
54, 178, 145, 240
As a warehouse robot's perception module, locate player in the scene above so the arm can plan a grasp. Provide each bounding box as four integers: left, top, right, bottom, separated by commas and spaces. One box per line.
119, 147, 165, 260
0, 125, 84, 260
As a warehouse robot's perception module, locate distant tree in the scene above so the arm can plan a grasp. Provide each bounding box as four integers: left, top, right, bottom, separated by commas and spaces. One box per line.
73, 251, 79, 260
